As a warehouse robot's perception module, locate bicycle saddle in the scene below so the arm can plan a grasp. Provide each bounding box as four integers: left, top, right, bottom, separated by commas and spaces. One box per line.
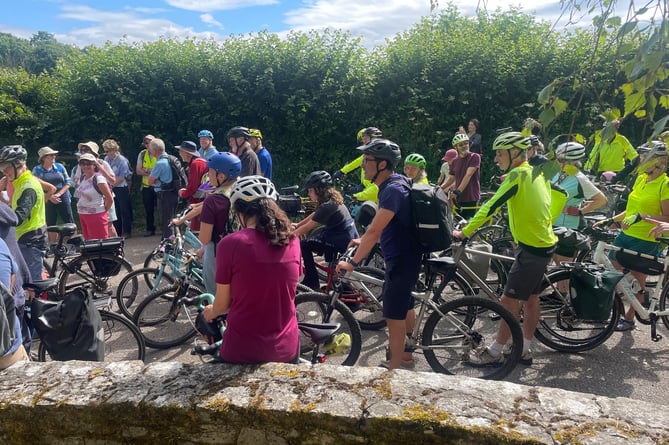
46, 223, 77, 237
424, 256, 457, 274
298, 322, 341, 344
23, 278, 59, 293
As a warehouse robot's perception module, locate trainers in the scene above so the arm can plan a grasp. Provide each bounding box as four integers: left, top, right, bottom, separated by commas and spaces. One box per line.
503, 347, 533, 366
379, 358, 416, 370
466, 348, 503, 367
615, 318, 635, 332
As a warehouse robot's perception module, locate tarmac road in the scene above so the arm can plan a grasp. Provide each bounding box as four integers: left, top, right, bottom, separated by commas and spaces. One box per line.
124, 234, 669, 407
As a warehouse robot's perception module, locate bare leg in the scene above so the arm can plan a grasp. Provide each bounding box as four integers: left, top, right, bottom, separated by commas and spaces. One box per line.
403, 308, 416, 361
386, 319, 406, 370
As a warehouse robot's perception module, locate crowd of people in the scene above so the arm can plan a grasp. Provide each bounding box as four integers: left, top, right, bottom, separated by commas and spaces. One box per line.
2, 117, 669, 372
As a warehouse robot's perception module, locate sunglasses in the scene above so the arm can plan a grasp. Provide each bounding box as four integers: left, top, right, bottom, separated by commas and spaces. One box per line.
79, 161, 95, 166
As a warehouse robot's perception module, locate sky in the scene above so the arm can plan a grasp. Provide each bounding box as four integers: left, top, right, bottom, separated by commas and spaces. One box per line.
0, 0, 576, 49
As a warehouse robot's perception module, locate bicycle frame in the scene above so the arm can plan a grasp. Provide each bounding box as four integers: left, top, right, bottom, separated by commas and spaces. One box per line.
592, 239, 669, 341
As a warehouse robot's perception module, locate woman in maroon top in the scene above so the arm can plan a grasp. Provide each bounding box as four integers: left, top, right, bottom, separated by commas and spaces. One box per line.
202, 175, 300, 364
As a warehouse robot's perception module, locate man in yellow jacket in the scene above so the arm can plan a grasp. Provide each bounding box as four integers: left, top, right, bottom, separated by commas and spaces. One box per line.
332, 127, 383, 203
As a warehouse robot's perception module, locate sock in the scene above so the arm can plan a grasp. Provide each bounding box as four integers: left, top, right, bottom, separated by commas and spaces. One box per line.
488, 342, 504, 357
523, 338, 532, 354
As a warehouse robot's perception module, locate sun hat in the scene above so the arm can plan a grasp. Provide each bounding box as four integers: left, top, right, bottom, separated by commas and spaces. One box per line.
38, 146, 59, 160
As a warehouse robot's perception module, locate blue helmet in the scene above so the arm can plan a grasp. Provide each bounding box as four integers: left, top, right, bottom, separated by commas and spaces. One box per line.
198, 129, 214, 139
206, 152, 241, 178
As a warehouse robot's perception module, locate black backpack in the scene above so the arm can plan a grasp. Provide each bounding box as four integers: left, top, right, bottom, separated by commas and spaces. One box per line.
163, 154, 188, 191
403, 181, 454, 253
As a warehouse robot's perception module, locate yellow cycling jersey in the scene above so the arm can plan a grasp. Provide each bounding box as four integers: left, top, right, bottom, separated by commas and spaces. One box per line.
623, 173, 669, 242
341, 154, 377, 202
463, 161, 557, 249
584, 133, 637, 173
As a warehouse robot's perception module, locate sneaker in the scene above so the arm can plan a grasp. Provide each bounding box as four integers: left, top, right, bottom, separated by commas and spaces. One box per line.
503, 347, 533, 366
615, 318, 635, 332
379, 358, 416, 370
466, 348, 503, 367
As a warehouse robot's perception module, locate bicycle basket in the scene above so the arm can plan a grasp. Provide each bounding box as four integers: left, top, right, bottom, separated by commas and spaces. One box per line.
569, 264, 624, 320
614, 250, 664, 276
80, 237, 124, 277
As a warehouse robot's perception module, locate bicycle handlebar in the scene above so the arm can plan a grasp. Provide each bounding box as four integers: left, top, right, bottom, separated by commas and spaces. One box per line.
179, 292, 215, 311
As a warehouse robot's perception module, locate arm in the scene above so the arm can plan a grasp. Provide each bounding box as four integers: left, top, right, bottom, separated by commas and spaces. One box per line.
203, 283, 231, 322
14, 188, 37, 225
293, 217, 319, 238
97, 180, 114, 212
173, 202, 203, 225
37, 178, 57, 202
136, 151, 150, 177
455, 166, 478, 194
352, 183, 378, 202
441, 174, 455, 191
336, 208, 394, 273
198, 222, 214, 246
580, 191, 607, 214
97, 161, 116, 184
340, 155, 363, 175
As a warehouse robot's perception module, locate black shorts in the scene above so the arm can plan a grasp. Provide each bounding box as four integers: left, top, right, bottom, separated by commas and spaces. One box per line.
503, 246, 552, 301
382, 253, 422, 320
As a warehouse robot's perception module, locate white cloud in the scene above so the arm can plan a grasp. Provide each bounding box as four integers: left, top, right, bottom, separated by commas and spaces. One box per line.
200, 13, 223, 29
55, 4, 222, 46
165, 0, 278, 13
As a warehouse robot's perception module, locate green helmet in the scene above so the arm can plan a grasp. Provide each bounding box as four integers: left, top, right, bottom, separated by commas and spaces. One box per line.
249, 128, 263, 139
356, 128, 366, 142
493, 132, 531, 151
452, 133, 469, 146
404, 153, 426, 169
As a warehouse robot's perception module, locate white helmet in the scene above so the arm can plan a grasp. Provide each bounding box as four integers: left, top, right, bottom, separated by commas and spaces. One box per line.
555, 142, 586, 161
230, 175, 278, 207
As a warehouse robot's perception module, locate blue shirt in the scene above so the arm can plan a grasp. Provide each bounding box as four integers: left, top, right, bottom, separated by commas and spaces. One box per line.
198, 146, 219, 160
378, 174, 419, 259
104, 154, 131, 188
32, 163, 73, 201
150, 154, 172, 191
257, 147, 273, 180
0, 238, 20, 357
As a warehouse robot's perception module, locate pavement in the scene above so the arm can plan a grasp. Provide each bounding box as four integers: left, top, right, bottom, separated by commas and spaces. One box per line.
123, 233, 669, 407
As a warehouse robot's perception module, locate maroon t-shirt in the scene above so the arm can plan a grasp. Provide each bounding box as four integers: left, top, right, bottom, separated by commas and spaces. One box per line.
200, 193, 231, 244
450, 152, 481, 202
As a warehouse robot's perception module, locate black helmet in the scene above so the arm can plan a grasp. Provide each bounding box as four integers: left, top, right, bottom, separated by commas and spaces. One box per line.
0, 145, 28, 166
356, 139, 401, 167
363, 127, 383, 138
303, 170, 332, 190
226, 126, 251, 139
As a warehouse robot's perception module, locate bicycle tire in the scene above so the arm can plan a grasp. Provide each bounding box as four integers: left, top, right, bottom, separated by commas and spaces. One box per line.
294, 292, 362, 366
132, 284, 199, 349
344, 266, 386, 330
656, 279, 669, 330
38, 310, 146, 362
534, 268, 622, 353
58, 254, 133, 301
421, 296, 522, 380
432, 270, 477, 304
144, 247, 165, 269
115, 267, 175, 318
296, 283, 313, 294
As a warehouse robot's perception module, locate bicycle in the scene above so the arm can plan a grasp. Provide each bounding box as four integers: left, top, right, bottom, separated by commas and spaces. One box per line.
44, 223, 135, 302
338, 248, 523, 380
131, 254, 205, 349
143, 213, 202, 270
26, 278, 145, 362
115, 220, 201, 318
184, 292, 350, 365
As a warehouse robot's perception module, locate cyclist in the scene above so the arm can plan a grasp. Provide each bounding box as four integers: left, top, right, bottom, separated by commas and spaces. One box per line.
293, 171, 359, 290
332, 127, 383, 203
198, 152, 241, 294
197, 130, 219, 160
453, 132, 558, 366
596, 141, 669, 331
584, 120, 637, 175
226, 126, 261, 177
403, 153, 429, 184
441, 133, 481, 218
248, 128, 273, 180
336, 139, 422, 371
0, 145, 48, 282
175, 141, 208, 232
202, 175, 300, 364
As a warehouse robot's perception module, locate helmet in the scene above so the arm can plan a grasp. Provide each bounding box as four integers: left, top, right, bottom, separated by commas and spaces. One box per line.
452, 133, 469, 146
404, 153, 427, 169
303, 170, 332, 190
362, 127, 383, 139
230, 175, 278, 207
639, 140, 668, 164
356, 128, 366, 142
198, 129, 214, 139
206, 152, 242, 178
226, 126, 251, 139
248, 128, 263, 139
356, 139, 402, 166
660, 130, 669, 143
493, 132, 531, 151
555, 142, 586, 161
0, 145, 27, 166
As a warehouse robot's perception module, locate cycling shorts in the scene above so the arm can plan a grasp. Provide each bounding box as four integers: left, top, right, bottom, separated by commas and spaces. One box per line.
503, 246, 552, 301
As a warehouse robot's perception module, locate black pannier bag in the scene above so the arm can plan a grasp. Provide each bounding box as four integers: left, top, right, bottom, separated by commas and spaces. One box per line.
31, 287, 104, 361
278, 195, 302, 217
569, 264, 624, 320
553, 226, 590, 258
80, 237, 124, 277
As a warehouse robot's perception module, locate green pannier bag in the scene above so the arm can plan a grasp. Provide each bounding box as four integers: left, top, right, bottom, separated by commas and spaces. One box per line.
569, 264, 624, 320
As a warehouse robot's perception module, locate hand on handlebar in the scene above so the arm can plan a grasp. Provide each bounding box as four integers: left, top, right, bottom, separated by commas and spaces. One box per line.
452, 229, 465, 240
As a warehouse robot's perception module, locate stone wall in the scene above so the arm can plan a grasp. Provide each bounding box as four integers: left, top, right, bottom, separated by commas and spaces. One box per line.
1, 361, 668, 444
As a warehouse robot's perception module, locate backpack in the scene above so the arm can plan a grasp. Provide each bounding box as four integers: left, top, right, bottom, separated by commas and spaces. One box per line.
402, 180, 454, 253
0, 281, 17, 357
163, 154, 188, 192
80, 173, 105, 196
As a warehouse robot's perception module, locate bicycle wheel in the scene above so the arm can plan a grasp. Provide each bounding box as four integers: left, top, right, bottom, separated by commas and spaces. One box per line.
296, 283, 313, 294
534, 268, 622, 352
659, 283, 669, 330
468, 225, 511, 245
361, 244, 385, 270
422, 296, 522, 380
432, 270, 477, 304
58, 254, 134, 301
132, 284, 199, 349
38, 310, 145, 362
294, 292, 362, 366
144, 247, 165, 269
343, 266, 386, 330
115, 267, 176, 319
